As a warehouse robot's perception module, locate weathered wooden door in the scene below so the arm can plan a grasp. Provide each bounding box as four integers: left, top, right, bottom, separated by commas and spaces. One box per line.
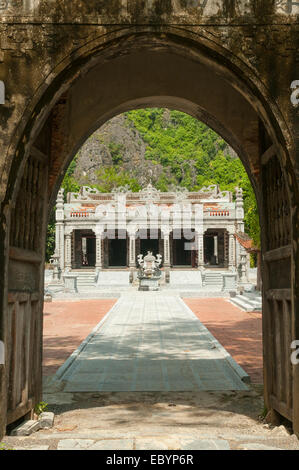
6, 149, 48, 426
261, 146, 293, 423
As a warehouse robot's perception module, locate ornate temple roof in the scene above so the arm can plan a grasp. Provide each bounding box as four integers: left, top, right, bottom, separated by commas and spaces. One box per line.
67, 184, 235, 205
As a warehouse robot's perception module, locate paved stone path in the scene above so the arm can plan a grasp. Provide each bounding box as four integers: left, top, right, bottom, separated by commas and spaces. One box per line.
184, 298, 262, 383
55, 293, 248, 392
4, 428, 299, 450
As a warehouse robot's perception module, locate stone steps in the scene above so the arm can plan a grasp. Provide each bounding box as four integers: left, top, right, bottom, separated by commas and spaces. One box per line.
230, 294, 262, 312
203, 272, 223, 288
73, 272, 96, 289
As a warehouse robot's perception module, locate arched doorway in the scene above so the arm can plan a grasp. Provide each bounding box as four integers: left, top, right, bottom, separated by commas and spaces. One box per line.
0, 30, 298, 437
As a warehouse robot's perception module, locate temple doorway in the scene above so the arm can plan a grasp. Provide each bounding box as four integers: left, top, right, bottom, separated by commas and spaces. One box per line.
137, 229, 161, 260
204, 229, 228, 267
107, 230, 128, 267
74, 230, 96, 268
171, 230, 195, 267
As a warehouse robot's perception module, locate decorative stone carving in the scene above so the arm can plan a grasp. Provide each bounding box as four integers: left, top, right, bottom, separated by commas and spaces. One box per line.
275, 0, 299, 15
112, 185, 130, 194
291, 80, 299, 107
80, 186, 100, 199
137, 251, 162, 291
174, 186, 189, 203
198, 184, 219, 196
138, 183, 160, 203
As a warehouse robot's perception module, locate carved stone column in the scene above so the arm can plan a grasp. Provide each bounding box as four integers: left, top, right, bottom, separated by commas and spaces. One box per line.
163, 231, 170, 267
59, 224, 65, 271
196, 231, 204, 269
129, 232, 136, 267
95, 233, 103, 270
228, 232, 236, 270
65, 233, 72, 270
55, 188, 65, 271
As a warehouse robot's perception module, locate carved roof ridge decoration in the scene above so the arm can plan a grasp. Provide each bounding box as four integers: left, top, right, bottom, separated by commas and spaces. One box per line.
172, 186, 189, 203
138, 183, 161, 202
112, 185, 131, 195
197, 184, 220, 197
80, 185, 100, 200
66, 183, 236, 205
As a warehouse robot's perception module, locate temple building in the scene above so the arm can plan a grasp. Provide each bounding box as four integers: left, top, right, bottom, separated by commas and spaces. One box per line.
53, 184, 251, 283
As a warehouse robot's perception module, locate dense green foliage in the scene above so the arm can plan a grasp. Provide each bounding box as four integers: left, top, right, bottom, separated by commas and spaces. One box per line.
124, 109, 260, 248
46, 108, 260, 262
94, 167, 141, 193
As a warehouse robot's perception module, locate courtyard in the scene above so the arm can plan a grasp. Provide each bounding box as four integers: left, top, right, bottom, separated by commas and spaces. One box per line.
3, 293, 299, 450
43, 296, 262, 384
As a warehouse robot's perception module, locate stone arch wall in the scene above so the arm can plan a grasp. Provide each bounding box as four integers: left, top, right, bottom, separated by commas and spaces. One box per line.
0, 18, 298, 437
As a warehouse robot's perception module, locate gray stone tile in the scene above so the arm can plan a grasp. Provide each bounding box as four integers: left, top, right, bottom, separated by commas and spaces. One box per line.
57, 439, 95, 450
181, 439, 230, 450
90, 439, 134, 450
135, 438, 179, 450
58, 293, 248, 392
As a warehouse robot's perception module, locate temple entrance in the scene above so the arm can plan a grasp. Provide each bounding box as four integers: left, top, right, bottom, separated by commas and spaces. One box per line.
108, 230, 128, 267
204, 230, 228, 267
137, 229, 161, 261
74, 230, 96, 268
85, 237, 96, 267
171, 230, 195, 267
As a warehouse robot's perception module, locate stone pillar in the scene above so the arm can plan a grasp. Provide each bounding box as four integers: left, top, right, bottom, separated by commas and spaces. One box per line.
196, 231, 204, 269
214, 235, 218, 264
129, 232, 136, 267
59, 224, 65, 271
65, 233, 72, 270
235, 186, 245, 232
163, 231, 170, 267
95, 234, 102, 270
240, 246, 248, 284
229, 232, 236, 270
55, 188, 65, 271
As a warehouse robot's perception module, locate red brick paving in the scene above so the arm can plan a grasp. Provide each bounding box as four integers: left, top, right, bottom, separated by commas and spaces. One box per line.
183, 298, 263, 383
43, 299, 117, 376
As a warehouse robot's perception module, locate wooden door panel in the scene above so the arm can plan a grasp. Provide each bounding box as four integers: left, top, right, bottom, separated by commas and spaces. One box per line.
262, 151, 293, 422
6, 151, 47, 426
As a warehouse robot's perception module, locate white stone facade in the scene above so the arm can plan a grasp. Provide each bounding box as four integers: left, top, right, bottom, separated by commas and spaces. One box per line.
53, 184, 250, 283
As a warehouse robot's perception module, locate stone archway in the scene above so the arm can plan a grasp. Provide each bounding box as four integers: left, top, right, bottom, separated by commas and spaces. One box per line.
0, 22, 298, 438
